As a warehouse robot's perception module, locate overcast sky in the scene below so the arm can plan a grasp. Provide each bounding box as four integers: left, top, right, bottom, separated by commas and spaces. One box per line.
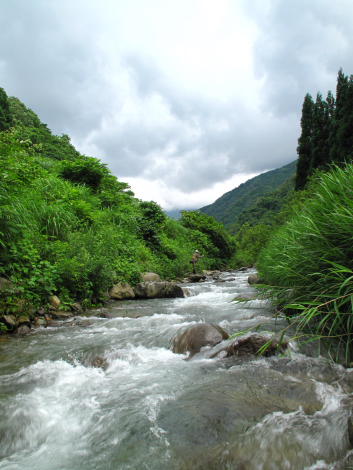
1, 0, 353, 210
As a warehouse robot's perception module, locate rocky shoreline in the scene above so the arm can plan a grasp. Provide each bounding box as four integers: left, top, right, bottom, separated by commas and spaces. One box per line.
0, 268, 246, 336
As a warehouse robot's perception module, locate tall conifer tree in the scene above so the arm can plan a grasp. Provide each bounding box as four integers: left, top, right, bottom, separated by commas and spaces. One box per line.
311, 91, 334, 171
335, 75, 353, 163
329, 68, 349, 163
295, 93, 314, 190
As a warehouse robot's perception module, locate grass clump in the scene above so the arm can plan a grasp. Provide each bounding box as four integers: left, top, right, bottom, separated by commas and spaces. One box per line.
255, 163, 353, 362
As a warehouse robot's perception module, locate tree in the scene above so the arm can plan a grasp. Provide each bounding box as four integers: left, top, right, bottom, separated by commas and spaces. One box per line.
0, 88, 12, 131
335, 75, 353, 164
137, 200, 166, 249
329, 68, 349, 164
180, 210, 236, 261
295, 93, 314, 190
310, 92, 333, 171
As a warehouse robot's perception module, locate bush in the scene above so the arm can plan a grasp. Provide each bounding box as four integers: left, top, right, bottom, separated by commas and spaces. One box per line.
233, 223, 271, 267
58, 156, 110, 190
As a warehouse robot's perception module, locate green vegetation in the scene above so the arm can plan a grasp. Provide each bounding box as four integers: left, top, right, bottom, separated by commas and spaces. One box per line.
238, 68, 353, 361
0, 89, 236, 315
179, 210, 236, 268
256, 164, 353, 361
199, 160, 296, 230
296, 68, 353, 190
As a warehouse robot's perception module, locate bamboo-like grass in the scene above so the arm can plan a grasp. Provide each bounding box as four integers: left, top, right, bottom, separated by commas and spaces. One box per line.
248, 164, 353, 363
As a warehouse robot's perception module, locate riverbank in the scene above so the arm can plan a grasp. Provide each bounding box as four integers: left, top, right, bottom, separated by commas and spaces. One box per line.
0, 268, 237, 336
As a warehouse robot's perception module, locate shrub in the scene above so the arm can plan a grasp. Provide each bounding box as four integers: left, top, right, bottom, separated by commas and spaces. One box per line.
233, 223, 271, 267
58, 156, 110, 190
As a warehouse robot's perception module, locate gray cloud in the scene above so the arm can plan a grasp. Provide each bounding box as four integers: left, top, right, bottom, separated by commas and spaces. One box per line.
245, 0, 353, 117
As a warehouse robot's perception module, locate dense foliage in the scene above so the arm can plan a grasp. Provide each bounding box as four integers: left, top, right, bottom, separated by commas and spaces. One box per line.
0, 90, 236, 314
179, 210, 236, 267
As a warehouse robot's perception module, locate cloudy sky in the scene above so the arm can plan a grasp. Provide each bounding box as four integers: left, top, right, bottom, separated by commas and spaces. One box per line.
1, 0, 353, 210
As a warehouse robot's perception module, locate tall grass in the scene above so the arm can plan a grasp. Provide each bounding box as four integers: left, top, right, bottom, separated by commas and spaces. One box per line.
255, 163, 353, 362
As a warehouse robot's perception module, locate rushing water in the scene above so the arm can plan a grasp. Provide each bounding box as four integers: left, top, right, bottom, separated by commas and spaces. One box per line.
1, 269, 353, 470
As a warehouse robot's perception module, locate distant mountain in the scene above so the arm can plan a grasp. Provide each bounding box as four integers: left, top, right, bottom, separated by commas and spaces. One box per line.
164, 209, 183, 219
199, 160, 297, 231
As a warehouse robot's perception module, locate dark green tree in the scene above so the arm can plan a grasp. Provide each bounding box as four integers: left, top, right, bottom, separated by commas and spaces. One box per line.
335, 75, 353, 163
329, 68, 349, 164
180, 210, 236, 261
311, 91, 334, 171
295, 93, 314, 190
137, 200, 166, 249
0, 88, 12, 131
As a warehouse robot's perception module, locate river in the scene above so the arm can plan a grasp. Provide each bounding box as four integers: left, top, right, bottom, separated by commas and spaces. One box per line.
1, 269, 353, 469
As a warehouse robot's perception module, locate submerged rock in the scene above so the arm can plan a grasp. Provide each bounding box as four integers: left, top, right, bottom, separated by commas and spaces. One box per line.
172, 323, 229, 357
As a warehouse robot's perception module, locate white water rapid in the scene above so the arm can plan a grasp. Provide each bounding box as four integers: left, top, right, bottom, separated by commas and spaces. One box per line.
1, 269, 353, 469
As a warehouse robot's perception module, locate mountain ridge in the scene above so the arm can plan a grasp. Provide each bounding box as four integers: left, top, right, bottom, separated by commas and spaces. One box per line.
199, 160, 297, 231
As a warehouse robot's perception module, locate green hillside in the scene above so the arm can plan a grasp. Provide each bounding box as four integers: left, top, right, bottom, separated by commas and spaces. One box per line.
228, 175, 295, 234
0, 87, 236, 314
199, 160, 297, 230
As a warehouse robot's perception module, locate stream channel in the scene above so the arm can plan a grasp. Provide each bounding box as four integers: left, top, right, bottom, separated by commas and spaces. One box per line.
1, 269, 353, 469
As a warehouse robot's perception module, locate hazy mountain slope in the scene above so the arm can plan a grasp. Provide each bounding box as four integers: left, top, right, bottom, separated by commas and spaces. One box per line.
228, 175, 295, 234
199, 160, 297, 230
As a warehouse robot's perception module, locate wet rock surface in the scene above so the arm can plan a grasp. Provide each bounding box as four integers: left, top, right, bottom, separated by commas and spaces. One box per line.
209, 334, 288, 360
172, 323, 229, 356
109, 282, 135, 300
134, 281, 185, 299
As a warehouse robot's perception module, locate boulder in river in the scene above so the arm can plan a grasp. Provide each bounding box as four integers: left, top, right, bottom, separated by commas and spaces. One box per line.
188, 274, 207, 283
248, 273, 259, 285
51, 312, 72, 320
134, 281, 185, 299
172, 323, 229, 357
109, 282, 135, 300
14, 324, 31, 335
0, 314, 16, 330
34, 317, 47, 327
248, 273, 267, 285
210, 334, 288, 360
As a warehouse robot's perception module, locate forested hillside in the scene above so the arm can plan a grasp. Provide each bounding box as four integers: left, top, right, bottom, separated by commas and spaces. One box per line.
0, 88, 236, 314
199, 160, 296, 231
